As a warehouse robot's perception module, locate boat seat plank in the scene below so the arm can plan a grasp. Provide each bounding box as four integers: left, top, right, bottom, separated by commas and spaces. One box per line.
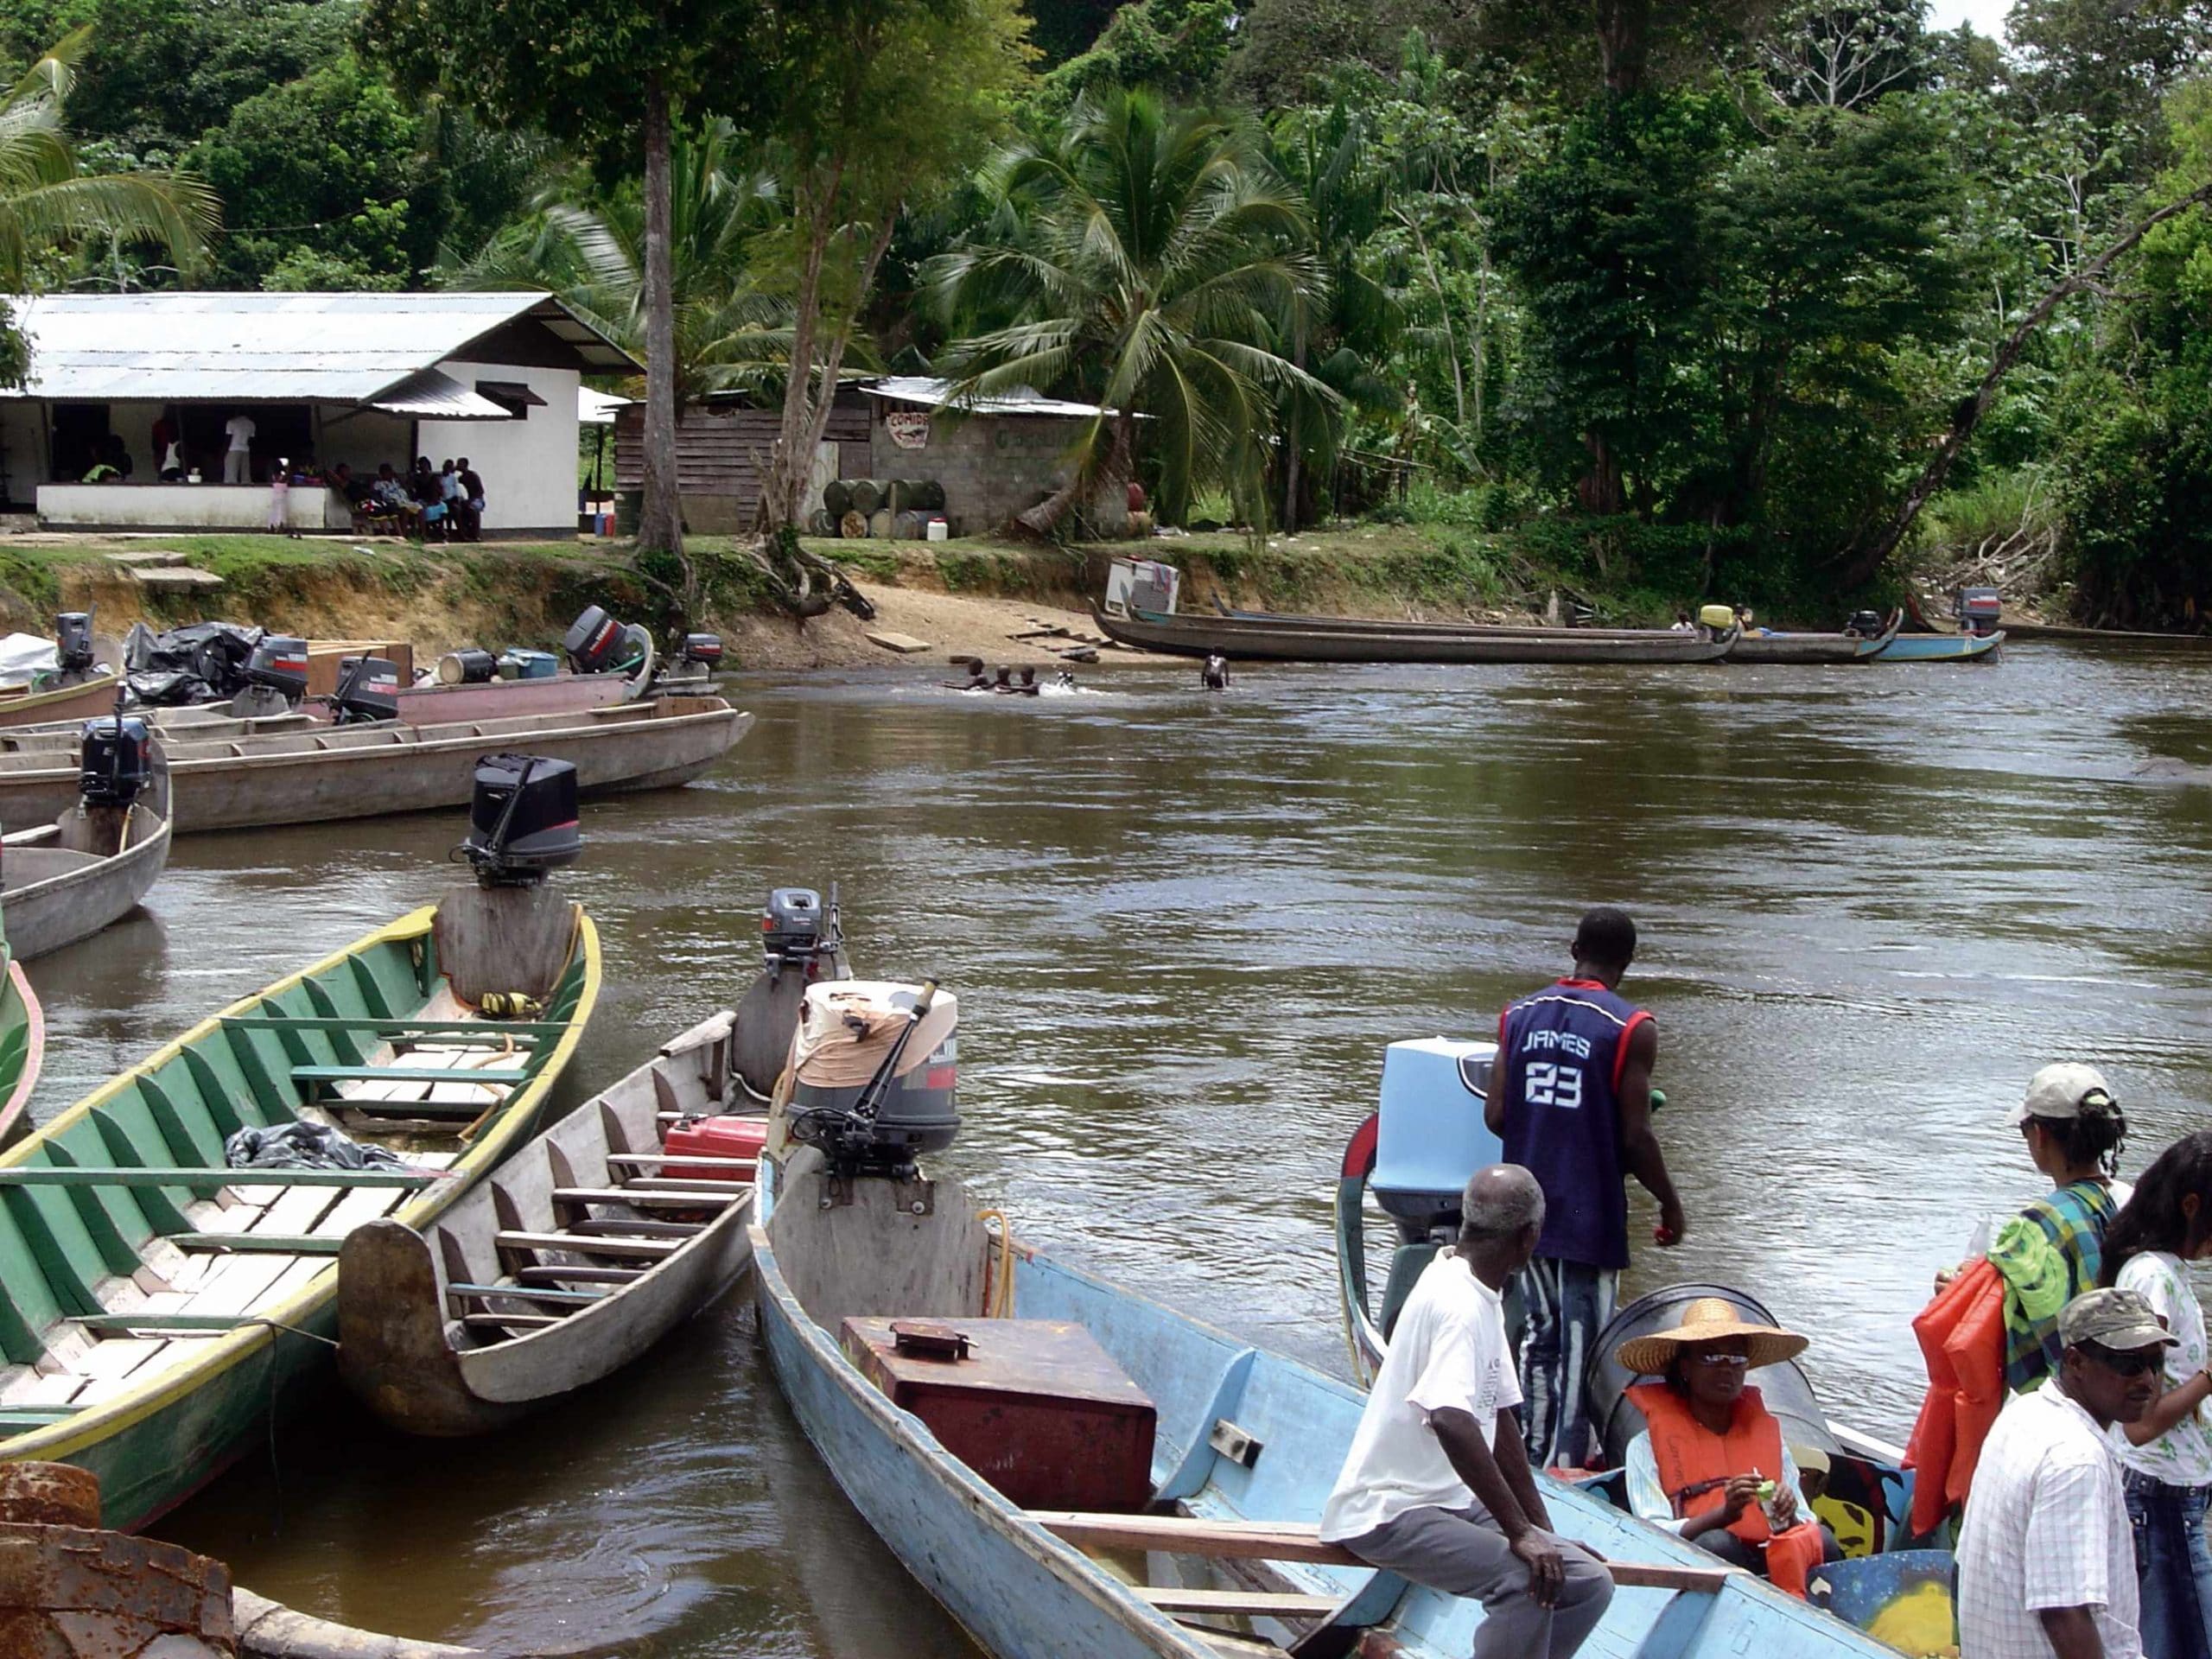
515, 1265, 642, 1286
299, 1065, 530, 1087
169, 1233, 345, 1255
1029, 1515, 1738, 1595
223, 1017, 565, 1036
550, 1187, 742, 1210
492, 1230, 677, 1259
446, 1282, 605, 1305
460, 1313, 560, 1330
1138, 1588, 1338, 1617
604, 1154, 756, 1170
75, 1313, 267, 1332
0, 1167, 439, 1189
569, 1217, 702, 1238
0, 1408, 81, 1430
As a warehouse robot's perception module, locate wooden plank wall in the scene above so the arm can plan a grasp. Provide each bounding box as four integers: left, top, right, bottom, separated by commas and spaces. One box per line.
613, 402, 874, 496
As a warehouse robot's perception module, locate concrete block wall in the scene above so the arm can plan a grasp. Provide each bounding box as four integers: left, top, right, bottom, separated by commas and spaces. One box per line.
866, 410, 1125, 536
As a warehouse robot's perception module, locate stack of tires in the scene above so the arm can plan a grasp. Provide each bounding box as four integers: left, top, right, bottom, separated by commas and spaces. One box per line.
810, 478, 948, 538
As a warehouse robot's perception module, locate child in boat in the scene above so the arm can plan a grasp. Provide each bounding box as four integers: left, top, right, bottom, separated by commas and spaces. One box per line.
2098, 1131, 2212, 1659
1615, 1298, 1838, 1598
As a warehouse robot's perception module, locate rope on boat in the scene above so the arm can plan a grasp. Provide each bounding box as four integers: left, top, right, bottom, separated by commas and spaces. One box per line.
978, 1210, 1017, 1318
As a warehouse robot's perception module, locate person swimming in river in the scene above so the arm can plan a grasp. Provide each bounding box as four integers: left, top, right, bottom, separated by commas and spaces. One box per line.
1202, 652, 1229, 690
1014, 667, 1040, 696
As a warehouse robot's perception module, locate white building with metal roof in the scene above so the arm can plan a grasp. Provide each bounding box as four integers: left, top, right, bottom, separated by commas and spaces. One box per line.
0, 291, 636, 536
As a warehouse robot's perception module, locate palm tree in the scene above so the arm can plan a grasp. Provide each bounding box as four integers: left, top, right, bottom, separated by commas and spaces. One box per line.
0, 29, 218, 376
926, 88, 1333, 534
449, 119, 804, 413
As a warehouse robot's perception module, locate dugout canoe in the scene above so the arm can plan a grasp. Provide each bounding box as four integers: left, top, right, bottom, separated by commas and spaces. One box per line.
753, 1139, 1893, 1659
1094, 604, 1738, 664
0, 696, 751, 834
0, 753, 171, 965
1726, 612, 1902, 665
0, 874, 600, 1529
0, 671, 126, 733
1208, 598, 1675, 639
1870, 631, 2002, 663
304, 635, 658, 728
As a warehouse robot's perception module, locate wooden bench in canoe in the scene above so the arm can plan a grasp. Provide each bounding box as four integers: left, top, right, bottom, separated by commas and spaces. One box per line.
0, 877, 601, 1530
337, 1006, 766, 1436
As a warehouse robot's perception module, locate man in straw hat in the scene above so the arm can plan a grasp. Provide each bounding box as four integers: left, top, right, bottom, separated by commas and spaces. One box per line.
1615, 1297, 1835, 1597
1322, 1165, 1614, 1658
1958, 1287, 2171, 1659
1487, 906, 1685, 1472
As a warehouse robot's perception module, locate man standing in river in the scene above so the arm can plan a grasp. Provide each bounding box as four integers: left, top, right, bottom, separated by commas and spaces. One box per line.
1322, 1165, 1614, 1659
1486, 906, 1686, 1471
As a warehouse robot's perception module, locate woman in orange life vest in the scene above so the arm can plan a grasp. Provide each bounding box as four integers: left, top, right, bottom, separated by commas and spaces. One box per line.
1617, 1299, 1840, 1599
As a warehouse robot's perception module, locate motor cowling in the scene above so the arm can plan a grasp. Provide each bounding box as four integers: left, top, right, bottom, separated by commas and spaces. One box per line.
79, 716, 151, 808
1845, 610, 1886, 638
1372, 1039, 1502, 1240
243, 634, 309, 702
459, 753, 580, 887
764, 887, 827, 976
681, 633, 724, 668
333, 655, 401, 724
563, 607, 627, 674
787, 980, 957, 1175
54, 613, 94, 675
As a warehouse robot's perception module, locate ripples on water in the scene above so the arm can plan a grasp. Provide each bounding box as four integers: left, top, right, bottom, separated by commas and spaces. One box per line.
22, 643, 2200, 1652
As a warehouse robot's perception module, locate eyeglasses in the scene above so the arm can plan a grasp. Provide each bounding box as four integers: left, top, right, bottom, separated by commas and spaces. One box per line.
2081, 1344, 2163, 1377
1682, 1350, 1751, 1369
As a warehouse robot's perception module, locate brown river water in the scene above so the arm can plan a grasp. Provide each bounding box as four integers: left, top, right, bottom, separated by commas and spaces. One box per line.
17, 645, 2212, 1653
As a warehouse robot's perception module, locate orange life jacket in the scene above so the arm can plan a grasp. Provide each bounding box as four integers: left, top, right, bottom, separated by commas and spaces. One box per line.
1903, 1255, 2007, 1536
1627, 1382, 1827, 1599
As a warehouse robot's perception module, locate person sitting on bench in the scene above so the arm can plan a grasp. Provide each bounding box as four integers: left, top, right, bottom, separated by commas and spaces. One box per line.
1320, 1164, 1615, 1659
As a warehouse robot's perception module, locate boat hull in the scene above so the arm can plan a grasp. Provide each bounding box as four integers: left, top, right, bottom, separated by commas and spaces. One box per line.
1871, 632, 2002, 662
0, 698, 751, 832
0, 672, 125, 731
0, 960, 43, 1150
1094, 606, 1736, 664
2, 798, 173, 963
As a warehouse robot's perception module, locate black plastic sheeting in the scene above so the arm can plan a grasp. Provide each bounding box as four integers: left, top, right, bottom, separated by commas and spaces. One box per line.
122, 620, 266, 706
225, 1122, 407, 1173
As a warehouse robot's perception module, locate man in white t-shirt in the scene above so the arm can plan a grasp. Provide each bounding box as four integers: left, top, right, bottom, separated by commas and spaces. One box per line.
223, 411, 256, 483
1958, 1287, 2171, 1659
1321, 1165, 1614, 1658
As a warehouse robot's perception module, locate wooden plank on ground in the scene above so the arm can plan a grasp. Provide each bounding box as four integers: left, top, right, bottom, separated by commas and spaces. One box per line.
865, 630, 932, 655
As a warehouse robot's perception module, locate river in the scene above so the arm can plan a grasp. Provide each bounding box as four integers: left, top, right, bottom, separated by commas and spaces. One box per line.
22, 644, 2209, 1652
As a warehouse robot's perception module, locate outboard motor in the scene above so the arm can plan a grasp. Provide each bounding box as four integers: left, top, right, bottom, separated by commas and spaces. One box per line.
229, 633, 308, 719
1368, 1039, 1502, 1335
1956, 587, 2003, 636
331, 655, 401, 725
456, 753, 581, 887
563, 606, 627, 675
54, 613, 95, 678
1844, 609, 1886, 639
681, 632, 724, 669
786, 979, 957, 1179
725, 883, 850, 1097
79, 715, 151, 808
764, 887, 831, 980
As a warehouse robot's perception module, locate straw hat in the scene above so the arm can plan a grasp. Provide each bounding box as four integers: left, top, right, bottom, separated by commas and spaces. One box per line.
1615, 1297, 1809, 1377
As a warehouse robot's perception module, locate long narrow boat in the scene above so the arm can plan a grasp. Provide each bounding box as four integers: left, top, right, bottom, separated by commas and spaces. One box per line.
302, 638, 657, 728
1095, 605, 1738, 665
0, 866, 599, 1529
0, 937, 41, 1153
1728, 612, 1902, 665
1202, 601, 1904, 665
0, 671, 125, 733
754, 1137, 1895, 1659
2, 734, 173, 963
0, 696, 750, 833
1209, 598, 1687, 640
1870, 631, 2002, 663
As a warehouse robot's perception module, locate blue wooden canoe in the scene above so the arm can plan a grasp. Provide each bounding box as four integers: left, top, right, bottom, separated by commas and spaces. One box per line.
753, 1146, 1900, 1659
1869, 631, 2002, 662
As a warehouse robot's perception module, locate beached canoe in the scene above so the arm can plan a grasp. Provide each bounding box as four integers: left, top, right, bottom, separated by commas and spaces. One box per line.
753, 1134, 1896, 1659
1870, 631, 2002, 663
335, 1010, 762, 1434
1, 748, 172, 964
1095, 605, 1739, 665
0, 876, 599, 1529
0, 671, 125, 733
0, 696, 751, 833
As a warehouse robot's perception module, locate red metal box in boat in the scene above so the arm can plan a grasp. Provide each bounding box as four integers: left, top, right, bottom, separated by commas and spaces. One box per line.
662, 1115, 770, 1182
840, 1316, 1156, 1512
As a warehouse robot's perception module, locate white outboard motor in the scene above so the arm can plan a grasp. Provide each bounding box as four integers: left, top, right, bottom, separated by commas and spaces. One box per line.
1370, 1039, 1501, 1336
786, 979, 957, 1178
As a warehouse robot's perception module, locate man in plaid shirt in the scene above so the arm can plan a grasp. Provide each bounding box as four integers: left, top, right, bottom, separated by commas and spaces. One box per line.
1958, 1288, 2172, 1659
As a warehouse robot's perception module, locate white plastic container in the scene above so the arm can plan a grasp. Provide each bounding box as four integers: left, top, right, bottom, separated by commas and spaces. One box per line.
925, 517, 949, 542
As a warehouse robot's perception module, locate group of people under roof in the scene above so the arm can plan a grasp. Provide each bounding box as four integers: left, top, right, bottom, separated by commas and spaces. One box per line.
1325, 905, 2202, 1659
334, 456, 488, 542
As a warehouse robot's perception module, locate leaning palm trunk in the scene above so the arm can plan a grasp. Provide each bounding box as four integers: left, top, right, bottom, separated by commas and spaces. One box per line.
636, 74, 684, 557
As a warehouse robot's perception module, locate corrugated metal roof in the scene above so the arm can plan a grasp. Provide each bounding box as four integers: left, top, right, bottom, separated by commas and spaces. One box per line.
1, 291, 638, 404
367, 368, 513, 421
863, 375, 1113, 420
579, 387, 632, 425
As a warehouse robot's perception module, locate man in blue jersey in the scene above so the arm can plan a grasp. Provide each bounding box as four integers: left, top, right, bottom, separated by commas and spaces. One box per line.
1485, 906, 1686, 1471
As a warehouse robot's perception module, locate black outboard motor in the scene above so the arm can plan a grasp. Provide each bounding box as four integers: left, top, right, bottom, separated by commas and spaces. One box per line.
457, 753, 581, 887
563, 607, 627, 675
787, 979, 958, 1179
681, 633, 724, 669
54, 613, 95, 677
764, 887, 829, 980
331, 655, 401, 724
1844, 609, 1886, 639
79, 716, 150, 808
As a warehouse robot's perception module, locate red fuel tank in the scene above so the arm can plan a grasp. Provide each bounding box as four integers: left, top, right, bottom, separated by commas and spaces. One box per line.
661, 1115, 770, 1182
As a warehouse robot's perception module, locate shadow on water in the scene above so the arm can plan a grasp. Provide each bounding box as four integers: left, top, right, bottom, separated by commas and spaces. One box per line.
36, 641, 2205, 1651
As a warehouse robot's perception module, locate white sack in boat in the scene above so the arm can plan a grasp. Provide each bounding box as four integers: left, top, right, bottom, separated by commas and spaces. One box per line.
792, 980, 958, 1088
0, 633, 59, 688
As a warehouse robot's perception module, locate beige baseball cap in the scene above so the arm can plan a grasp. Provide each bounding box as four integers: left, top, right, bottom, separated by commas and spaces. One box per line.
2008, 1062, 2116, 1127
2061, 1287, 2177, 1352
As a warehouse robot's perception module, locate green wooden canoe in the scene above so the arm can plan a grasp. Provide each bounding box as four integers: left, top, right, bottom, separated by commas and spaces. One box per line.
0, 883, 600, 1529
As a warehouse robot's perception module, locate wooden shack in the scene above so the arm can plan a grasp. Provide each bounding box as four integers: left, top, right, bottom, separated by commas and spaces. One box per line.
612, 389, 871, 535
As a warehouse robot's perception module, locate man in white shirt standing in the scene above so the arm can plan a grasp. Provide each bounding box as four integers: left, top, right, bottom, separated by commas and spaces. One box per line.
222, 410, 256, 483
1959, 1287, 2172, 1659
1321, 1164, 1613, 1658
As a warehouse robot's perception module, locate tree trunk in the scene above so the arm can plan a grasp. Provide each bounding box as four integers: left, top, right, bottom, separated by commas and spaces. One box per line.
1594, 0, 1652, 94
1282, 338, 1306, 532
637, 73, 683, 558
761, 171, 835, 538
1840, 180, 2212, 591
1577, 430, 1624, 515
